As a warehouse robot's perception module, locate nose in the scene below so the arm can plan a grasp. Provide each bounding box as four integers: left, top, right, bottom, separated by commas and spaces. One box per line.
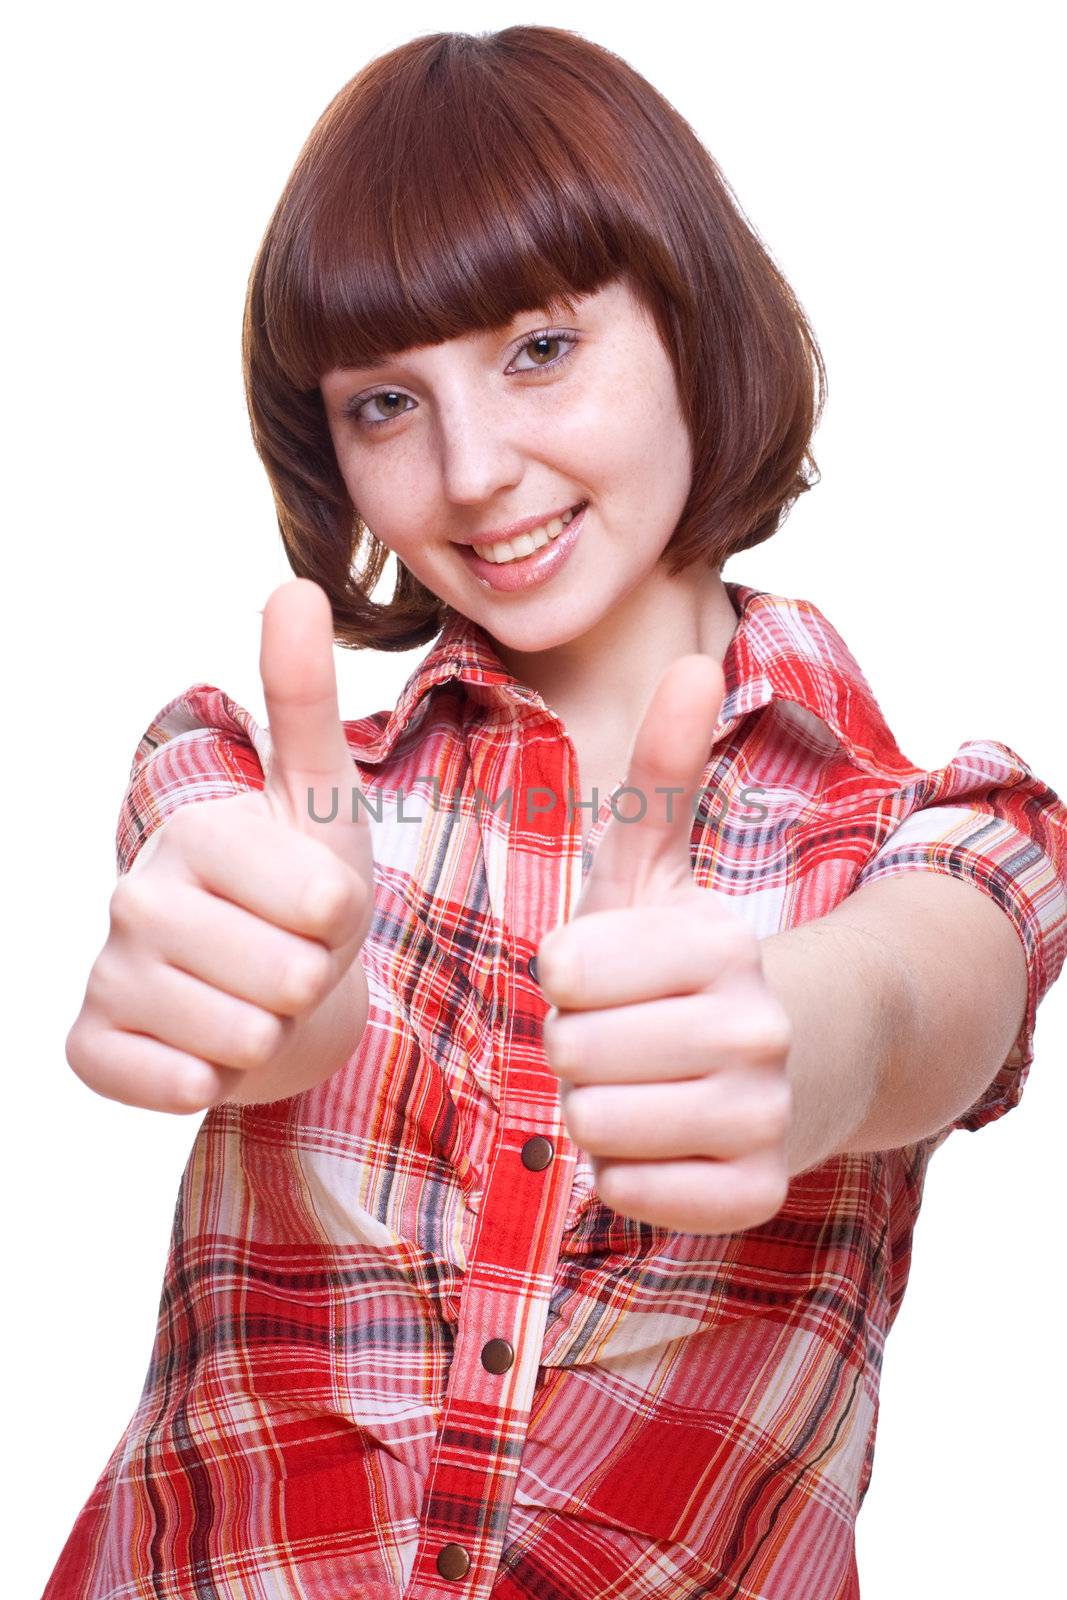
435, 391, 524, 507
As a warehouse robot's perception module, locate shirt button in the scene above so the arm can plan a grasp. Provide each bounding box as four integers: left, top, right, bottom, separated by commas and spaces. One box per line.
436, 1543, 471, 1580
527, 953, 539, 982
521, 1135, 554, 1172
480, 1337, 515, 1374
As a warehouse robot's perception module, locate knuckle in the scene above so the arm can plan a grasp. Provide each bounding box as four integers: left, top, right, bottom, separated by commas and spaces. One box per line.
64, 1021, 122, 1101
235, 1009, 284, 1069
166, 1067, 219, 1116
704, 913, 759, 969
737, 1009, 793, 1065
595, 1163, 632, 1214
541, 1009, 579, 1077
561, 1086, 593, 1147
158, 802, 199, 852
537, 930, 582, 1007
63, 1018, 96, 1083
83, 952, 125, 1022
109, 872, 154, 935
301, 869, 356, 934
277, 949, 332, 1012
697, 1005, 728, 1061
745, 1080, 793, 1147
744, 1162, 790, 1224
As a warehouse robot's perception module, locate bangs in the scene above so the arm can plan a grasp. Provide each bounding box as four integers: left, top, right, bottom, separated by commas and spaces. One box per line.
259, 34, 654, 390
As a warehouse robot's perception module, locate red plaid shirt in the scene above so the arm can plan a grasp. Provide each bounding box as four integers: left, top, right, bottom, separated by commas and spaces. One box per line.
46, 581, 1067, 1600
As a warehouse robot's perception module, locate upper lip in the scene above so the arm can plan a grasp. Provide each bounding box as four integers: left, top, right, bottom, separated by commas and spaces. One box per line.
456, 501, 586, 548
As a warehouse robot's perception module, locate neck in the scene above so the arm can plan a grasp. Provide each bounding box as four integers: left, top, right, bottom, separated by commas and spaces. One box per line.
492, 560, 739, 746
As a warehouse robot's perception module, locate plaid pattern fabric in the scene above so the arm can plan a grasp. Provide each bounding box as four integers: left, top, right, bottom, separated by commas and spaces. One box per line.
46, 582, 1067, 1599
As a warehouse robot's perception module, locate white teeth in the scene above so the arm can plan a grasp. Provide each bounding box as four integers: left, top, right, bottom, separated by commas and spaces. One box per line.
478, 506, 582, 564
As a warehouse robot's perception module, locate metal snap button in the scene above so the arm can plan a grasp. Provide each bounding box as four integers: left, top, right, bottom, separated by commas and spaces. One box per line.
480, 1337, 515, 1374
436, 1543, 471, 1580
521, 1135, 554, 1172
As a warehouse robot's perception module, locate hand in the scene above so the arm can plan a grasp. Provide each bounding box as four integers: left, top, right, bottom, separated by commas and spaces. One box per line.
66, 579, 375, 1113
536, 655, 794, 1234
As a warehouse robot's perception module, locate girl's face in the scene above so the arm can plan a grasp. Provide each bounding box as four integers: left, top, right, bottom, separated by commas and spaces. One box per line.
319, 276, 696, 659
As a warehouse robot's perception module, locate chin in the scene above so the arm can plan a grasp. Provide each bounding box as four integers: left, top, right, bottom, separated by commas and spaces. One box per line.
474, 599, 607, 658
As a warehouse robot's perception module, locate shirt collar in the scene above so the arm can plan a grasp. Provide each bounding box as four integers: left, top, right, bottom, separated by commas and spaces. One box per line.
348, 581, 915, 779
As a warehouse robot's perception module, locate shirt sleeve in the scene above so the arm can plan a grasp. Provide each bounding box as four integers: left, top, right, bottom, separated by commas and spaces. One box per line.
115, 684, 271, 877
852, 738, 1067, 1135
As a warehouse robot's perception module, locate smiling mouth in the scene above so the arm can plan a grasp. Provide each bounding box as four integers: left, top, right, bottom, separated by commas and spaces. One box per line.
467, 502, 587, 566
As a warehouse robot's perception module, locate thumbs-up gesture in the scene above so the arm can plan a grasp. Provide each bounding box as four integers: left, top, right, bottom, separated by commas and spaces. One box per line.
537, 656, 794, 1235
66, 580, 374, 1113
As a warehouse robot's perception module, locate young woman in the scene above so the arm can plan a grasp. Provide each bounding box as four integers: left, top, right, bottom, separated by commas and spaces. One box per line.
47, 25, 1067, 1600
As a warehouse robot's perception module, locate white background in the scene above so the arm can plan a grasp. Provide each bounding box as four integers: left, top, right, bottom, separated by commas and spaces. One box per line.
5, 3, 1064, 1594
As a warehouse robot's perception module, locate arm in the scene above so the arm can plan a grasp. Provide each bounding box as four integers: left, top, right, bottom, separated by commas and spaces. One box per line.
760, 871, 1029, 1177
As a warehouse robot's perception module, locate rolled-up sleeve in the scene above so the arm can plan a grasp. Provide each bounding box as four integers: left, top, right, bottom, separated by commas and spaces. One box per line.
852, 739, 1067, 1133
115, 684, 270, 877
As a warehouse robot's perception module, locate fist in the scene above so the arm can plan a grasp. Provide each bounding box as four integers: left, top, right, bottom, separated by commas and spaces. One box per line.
538, 655, 794, 1234
66, 580, 375, 1114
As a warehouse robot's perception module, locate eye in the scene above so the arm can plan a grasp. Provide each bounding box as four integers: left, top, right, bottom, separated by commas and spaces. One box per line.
344, 390, 416, 429
341, 326, 580, 430
508, 329, 580, 373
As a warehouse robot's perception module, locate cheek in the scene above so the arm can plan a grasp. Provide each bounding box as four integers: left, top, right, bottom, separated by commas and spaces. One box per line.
594, 386, 690, 514
592, 356, 685, 461
551, 388, 635, 488
334, 447, 432, 555
636, 372, 693, 506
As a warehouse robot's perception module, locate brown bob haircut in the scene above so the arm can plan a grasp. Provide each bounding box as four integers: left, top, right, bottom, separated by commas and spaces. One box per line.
242, 25, 826, 652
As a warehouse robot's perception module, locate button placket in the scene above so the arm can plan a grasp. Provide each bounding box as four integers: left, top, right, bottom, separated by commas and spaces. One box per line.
405, 734, 579, 1597
406, 1127, 571, 1593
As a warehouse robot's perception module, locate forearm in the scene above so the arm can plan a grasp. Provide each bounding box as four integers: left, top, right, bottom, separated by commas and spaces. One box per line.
759, 871, 1031, 1175
758, 920, 914, 1176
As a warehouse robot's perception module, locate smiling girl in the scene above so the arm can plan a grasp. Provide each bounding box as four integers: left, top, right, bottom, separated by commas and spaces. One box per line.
47, 25, 1067, 1600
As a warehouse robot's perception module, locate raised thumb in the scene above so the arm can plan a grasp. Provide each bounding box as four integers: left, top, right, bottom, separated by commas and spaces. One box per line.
259, 578, 367, 860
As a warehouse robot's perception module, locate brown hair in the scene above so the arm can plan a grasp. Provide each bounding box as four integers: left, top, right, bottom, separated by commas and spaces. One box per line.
242, 26, 826, 651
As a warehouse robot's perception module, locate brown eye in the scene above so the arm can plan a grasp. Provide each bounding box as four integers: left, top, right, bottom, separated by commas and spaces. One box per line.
509, 330, 580, 374
368, 392, 409, 421
348, 390, 415, 429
